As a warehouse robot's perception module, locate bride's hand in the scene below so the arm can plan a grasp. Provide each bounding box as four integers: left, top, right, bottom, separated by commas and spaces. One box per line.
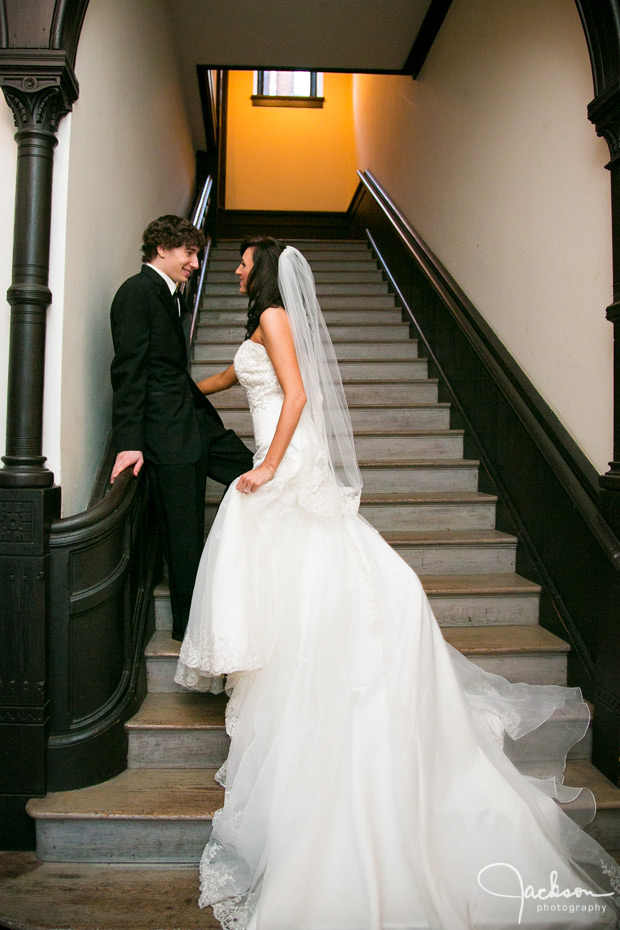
236, 463, 275, 494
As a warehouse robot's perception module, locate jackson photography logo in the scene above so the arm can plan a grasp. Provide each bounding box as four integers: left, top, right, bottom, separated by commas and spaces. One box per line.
477, 863, 614, 925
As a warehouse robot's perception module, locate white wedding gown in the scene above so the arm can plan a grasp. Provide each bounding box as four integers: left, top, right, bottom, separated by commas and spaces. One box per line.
176, 338, 620, 930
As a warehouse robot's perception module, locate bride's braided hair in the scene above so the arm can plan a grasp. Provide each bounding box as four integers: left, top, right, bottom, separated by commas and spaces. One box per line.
241, 237, 286, 338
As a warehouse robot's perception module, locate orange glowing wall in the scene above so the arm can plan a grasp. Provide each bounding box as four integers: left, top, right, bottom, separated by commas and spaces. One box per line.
225, 70, 358, 211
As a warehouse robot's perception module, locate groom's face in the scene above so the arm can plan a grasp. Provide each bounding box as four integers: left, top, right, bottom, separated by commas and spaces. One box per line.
155, 244, 200, 285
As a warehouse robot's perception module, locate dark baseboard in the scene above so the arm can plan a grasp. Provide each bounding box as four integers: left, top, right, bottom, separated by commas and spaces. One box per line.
349, 170, 620, 785
220, 209, 356, 241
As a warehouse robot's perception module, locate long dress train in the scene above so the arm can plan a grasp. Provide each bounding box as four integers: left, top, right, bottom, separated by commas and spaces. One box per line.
176, 338, 620, 930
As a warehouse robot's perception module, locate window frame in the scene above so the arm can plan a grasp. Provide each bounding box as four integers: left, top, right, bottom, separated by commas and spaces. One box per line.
252, 70, 324, 108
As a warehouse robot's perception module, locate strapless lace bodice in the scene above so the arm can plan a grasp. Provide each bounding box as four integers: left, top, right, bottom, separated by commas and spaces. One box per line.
234, 340, 284, 416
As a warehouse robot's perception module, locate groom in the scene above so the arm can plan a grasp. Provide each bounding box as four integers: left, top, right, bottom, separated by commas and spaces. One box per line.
110, 215, 253, 641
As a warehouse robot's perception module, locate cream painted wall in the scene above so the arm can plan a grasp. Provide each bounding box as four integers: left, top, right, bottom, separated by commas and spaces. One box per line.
54, 0, 196, 515
353, 0, 613, 474
0, 105, 17, 463
226, 71, 358, 211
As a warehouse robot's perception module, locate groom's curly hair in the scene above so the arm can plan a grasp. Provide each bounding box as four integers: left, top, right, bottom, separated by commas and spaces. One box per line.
141, 215, 205, 263
241, 237, 286, 338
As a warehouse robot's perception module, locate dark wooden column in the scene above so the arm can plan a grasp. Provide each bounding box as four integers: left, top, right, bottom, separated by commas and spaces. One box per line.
589, 87, 620, 534
0, 49, 77, 848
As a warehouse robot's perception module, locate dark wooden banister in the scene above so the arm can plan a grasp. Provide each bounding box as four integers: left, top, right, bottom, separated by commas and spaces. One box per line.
50, 465, 134, 537
357, 168, 620, 571
350, 168, 620, 782
43, 173, 219, 791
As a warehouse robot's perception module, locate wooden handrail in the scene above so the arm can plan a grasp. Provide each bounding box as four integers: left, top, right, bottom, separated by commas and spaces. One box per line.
357, 169, 620, 571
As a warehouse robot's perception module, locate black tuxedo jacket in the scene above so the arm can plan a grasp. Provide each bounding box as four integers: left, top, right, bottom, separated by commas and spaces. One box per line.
110, 264, 223, 464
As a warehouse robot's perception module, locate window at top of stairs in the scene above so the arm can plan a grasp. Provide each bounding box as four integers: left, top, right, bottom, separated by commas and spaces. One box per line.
252, 71, 324, 108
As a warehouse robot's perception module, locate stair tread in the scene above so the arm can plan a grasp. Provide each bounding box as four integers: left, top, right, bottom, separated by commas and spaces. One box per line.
357, 458, 479, 468
199, 320, 405, 327
26, 768, 222, 820
154, 572, 537, 602
241, 429, 460, 437
0, 855, 222, 930
146, 624, 567, 661
126, 692, 226, 730
205, 489, 495, 504
383, 529, 517, 546
19, 758, 616, 828
443, 624, 570, 655
195, 338, 418, 346
198, 376, 435, 386
563, 761, 620, 810
127, 691, 592, 736
215, 401, 452, 411
238, 429, 461, 438
421, 573, 541, 595
361, 491, 497, 503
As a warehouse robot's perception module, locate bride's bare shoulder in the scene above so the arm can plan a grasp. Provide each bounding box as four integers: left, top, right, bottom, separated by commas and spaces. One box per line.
259, 306, 291, 337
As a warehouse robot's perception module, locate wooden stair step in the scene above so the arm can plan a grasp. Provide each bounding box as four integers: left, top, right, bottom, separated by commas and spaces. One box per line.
26, 768, 223, 862
560, 761, 620, 850
204, 282, 390, 296
208, 269, 384, 283
358, 457, 477, 469
0, 854, 221, 929
211, 251, 371, 264
422, 572, 540, 596
26, 767, 221, 821
208, 380, 440, 407
383, 529, 516, 546
154, 567, 539, 630
194, 360, 429, 380
443, 624, 569, 685
126, 691, 226, 731
146, 618, 567, 689
124, 691, 591, 770
204, 485, 482, 504
385, 528, 517, 575
443, 623, 568, 655
423, 572, 540, 624
202, 295, 398, 310
216, 405, 453, 433
359, 490, 497, 532
216, 239, 369, 248
126, 693, 229, 769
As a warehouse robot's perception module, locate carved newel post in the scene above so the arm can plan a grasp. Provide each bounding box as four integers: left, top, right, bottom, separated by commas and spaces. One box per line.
0, 50, 77, 847
589, 88, 620, 535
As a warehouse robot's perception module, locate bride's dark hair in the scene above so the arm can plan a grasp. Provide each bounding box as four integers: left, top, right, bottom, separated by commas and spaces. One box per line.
240, 236, 286, 338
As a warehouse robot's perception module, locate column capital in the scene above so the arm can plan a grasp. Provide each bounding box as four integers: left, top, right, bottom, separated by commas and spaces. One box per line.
0, 49, 78, 134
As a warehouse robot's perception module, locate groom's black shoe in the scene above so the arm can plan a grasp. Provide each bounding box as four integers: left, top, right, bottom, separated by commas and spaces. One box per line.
171, 628, 185, 643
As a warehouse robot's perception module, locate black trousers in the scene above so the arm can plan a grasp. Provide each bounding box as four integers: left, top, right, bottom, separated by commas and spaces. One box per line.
147, 409, 253, 641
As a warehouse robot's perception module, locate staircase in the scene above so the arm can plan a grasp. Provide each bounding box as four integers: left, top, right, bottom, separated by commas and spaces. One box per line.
3, 239, 620, 930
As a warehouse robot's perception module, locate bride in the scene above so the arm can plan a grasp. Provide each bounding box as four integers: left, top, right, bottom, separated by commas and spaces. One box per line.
175, 237, 620, 929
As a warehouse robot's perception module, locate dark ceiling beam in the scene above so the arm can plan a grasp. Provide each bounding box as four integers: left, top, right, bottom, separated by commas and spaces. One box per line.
402, 0, 453, 77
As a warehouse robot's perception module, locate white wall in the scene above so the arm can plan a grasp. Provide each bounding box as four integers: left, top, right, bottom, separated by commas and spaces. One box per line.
54, 0, 196, 514
353, 0, 613, 474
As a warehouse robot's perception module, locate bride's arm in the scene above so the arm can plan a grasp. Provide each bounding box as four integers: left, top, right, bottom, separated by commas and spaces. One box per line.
236, 307, 306, 494
196, 364, 238, 395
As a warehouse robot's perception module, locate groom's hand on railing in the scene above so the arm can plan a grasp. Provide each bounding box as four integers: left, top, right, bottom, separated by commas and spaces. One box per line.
111, 450, 144, 483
